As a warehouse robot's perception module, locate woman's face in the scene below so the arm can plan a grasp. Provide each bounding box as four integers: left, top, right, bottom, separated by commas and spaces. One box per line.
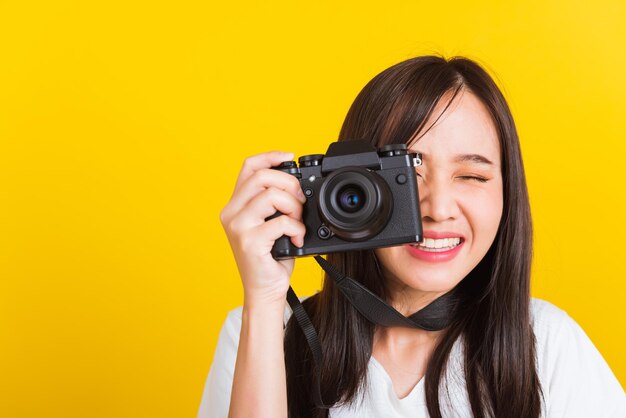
374, 90, 503, 312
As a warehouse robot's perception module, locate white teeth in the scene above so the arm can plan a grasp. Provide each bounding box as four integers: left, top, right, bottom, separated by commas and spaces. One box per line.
413, 237, 462, 252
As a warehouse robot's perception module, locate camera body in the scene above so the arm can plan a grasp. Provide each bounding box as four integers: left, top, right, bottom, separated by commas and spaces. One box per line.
271, 139, 423, 259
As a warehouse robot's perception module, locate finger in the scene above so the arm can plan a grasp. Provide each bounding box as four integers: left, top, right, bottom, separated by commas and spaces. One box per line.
233, 187, 304, 231
233, 151, 295, 191
227, 168, 305, 217
253, 214, 307, 250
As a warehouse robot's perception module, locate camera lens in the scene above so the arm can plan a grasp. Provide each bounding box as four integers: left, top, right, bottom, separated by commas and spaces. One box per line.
318, 167, 393, 241
337, 186, 366, 213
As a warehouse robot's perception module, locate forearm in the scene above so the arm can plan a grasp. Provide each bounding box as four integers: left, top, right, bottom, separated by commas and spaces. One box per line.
228, 302, 288, 418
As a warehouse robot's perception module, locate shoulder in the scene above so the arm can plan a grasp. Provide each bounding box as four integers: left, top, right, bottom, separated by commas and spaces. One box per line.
197, 298, 308, 418
528, 297, 601, 358
529, 297, 566, 323
529, 297, 569, 340
529, 297, 599, 369
197, 308, 245, 418
528, 297, 609, 361
529, 298, 626, 417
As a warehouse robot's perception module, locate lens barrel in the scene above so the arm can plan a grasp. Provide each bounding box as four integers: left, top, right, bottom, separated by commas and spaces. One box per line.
318, 167, 392, 241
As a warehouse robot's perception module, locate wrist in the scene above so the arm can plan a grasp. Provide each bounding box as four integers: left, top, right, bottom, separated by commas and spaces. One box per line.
241, 302, 286, 334
243, 289, 288, 311
243, 298, 286, 318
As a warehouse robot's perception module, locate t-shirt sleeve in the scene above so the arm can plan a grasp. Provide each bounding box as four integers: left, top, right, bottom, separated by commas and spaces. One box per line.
534, 300, 626, 417
197, 307, 243, 418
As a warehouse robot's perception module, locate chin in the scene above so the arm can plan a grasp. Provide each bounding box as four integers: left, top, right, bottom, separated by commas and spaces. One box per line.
396, 275, 462, 295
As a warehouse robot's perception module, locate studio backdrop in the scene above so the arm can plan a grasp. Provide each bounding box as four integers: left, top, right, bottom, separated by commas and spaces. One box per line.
1, 1, 624, 417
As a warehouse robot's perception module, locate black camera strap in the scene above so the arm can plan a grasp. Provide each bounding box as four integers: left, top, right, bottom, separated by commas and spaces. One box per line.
285, 255, 453, 409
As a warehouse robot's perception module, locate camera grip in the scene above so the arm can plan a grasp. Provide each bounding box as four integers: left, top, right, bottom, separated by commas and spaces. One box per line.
267, 211, 294, 260
268, 160, 301, 260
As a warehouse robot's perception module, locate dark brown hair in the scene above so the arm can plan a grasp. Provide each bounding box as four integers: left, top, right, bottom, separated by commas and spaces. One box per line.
284, 56, 542, 418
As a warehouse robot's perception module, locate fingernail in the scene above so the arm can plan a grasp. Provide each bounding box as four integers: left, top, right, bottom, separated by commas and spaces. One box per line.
297, 189, 306, 202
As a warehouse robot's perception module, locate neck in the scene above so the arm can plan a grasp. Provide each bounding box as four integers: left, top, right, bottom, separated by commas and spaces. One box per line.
385, 278, 447, 317
374, 275, 447, 350
374, 324, 442, 350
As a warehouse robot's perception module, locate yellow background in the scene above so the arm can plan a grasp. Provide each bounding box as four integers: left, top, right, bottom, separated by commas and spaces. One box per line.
1, 1, 624, 417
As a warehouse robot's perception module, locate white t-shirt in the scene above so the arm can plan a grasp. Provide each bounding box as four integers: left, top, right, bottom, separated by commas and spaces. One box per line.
197, 298, 626, 417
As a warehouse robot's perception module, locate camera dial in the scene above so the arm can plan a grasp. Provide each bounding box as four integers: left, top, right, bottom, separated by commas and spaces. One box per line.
299, 154, 324, 167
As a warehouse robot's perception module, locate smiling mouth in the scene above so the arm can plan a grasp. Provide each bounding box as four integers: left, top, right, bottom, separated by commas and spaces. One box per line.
410, 237, 464, 252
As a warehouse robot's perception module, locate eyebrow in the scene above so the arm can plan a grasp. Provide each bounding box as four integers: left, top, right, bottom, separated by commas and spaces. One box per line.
415, 152, 495, 166
453, 153, 495, 166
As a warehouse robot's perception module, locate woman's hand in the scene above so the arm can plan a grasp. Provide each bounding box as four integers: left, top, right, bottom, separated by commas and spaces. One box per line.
220, 151, 307, 309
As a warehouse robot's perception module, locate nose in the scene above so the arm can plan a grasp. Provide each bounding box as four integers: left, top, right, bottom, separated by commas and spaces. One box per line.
418, 178, 460, 224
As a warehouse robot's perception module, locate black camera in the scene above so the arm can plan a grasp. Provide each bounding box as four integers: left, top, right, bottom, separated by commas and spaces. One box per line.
270, 139, 423, 259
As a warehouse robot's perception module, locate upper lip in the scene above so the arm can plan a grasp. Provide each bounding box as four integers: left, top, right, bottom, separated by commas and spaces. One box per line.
421, 231, 465, 240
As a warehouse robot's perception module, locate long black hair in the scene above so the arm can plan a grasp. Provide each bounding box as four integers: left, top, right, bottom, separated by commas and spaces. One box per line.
284, 56, 541, 418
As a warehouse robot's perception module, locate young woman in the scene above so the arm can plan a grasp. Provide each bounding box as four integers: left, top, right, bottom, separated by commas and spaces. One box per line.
199, 56, 625, 417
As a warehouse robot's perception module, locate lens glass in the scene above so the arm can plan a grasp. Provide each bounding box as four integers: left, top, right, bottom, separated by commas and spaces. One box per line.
337, 185, 366, 213
318, 166, 393, 241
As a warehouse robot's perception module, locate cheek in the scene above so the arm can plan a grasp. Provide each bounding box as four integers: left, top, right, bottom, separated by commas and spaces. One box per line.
463, 187, 503, 248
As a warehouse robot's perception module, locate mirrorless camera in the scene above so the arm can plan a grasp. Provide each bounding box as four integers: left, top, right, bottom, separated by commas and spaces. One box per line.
270, 139, 423, 259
